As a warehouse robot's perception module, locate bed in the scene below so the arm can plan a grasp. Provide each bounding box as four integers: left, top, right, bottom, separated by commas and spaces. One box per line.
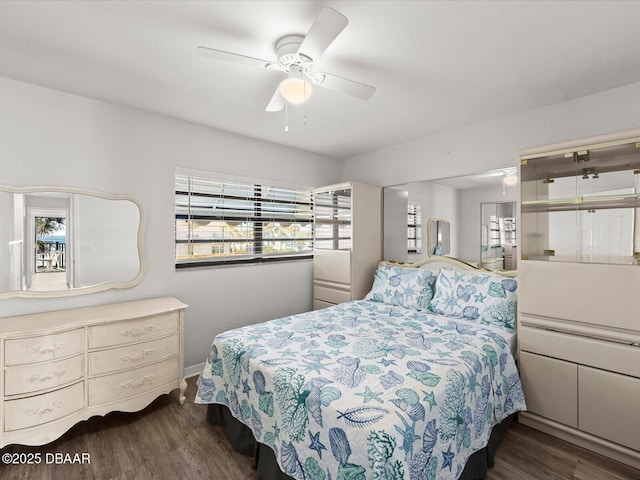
195, 257, 526, 480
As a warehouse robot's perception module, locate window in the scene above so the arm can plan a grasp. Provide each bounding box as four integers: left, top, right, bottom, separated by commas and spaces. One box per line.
408, 202, 422, 253
175, 173, 313, 267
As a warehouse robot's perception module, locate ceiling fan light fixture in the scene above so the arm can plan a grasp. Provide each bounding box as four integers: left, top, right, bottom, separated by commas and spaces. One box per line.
279, 76, 312, 104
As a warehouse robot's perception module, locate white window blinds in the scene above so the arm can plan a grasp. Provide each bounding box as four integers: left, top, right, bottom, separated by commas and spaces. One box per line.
175, 173, 313, 266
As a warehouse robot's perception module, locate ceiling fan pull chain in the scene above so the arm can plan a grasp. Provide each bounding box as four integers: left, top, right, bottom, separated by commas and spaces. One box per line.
303, 83, 308, 125
284, 101, 289, 132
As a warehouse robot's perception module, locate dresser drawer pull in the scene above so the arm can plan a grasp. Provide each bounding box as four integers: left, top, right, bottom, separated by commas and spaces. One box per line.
26, 370, 67, 383
122, 349, 154, 362
28, 343, 64, 355
121, 375, 155, 389
23, 401, 65, 417
121, 326, 154, 337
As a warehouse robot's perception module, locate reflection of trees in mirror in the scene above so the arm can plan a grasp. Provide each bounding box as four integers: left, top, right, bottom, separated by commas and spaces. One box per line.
35, 217, 65, 253
35, 216, 66, 274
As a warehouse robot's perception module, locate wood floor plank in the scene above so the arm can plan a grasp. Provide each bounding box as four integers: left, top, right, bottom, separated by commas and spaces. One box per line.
0, 376, 638, 480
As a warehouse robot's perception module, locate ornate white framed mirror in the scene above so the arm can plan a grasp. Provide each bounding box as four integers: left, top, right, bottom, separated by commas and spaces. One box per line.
427, 218, 451, 256
0, 185, 145, 298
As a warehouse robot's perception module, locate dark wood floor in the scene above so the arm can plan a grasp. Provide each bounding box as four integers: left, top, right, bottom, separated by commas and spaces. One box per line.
1, 376, 638, 480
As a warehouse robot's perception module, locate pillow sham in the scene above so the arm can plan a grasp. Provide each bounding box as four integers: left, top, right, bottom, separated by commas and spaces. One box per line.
365, 263, 437, 310
429, 268, 518, 330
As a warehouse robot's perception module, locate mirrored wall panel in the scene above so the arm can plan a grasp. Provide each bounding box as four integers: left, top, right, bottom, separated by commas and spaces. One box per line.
384, 168, 518, 268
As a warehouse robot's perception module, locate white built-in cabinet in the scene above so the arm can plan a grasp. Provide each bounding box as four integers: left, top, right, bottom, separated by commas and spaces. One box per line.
517, 129, 640, 469
313, 182, 381, 309
0, 297, 187, 447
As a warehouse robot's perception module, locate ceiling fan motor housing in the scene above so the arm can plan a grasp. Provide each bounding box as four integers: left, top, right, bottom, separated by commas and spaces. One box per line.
276, 35, 312, 68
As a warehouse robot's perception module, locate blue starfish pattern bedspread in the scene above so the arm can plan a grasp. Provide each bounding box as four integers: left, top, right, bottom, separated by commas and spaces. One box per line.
195, 300, 526, 480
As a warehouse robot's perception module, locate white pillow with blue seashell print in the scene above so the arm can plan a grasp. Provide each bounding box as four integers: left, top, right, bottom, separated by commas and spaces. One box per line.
364, 263, 437, 310
429, 268, 518, 330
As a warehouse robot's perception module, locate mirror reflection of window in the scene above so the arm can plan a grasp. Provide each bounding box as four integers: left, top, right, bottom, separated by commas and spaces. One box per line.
408, 202, 422, 254
32, 216, 67, 291
480, 201, 516, 271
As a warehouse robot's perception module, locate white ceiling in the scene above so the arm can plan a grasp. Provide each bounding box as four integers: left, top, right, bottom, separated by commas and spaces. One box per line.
2, 1, 640, 159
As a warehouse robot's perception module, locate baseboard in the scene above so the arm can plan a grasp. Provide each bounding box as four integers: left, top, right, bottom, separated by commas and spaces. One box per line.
184, 362, 204, 379
518, 412, 640, 470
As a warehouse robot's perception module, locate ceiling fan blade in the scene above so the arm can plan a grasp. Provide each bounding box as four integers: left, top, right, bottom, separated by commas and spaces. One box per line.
315, 72, 376, 100
297, 7, 348, 63
266, 87, 285, 112
197, 46, 273, 69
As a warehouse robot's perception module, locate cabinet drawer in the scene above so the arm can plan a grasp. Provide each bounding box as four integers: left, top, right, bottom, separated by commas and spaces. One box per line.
313, 299, 335, 310
88, 334, 180, 375
579, 366, 640, 451
4, 382, 84, 432
88, 356, 179, 406
5, 329, 84, 366
519, 321, 640, 378
88, 311, 179, 349
519, 351, 578, 427
5, 355, 84, 396
314, 285, 351, 305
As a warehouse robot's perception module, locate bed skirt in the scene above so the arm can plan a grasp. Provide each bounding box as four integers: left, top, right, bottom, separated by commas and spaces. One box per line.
207, 404, 515, 480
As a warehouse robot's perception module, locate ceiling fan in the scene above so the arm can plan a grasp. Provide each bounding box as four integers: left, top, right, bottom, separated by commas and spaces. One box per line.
197, 6, 376, 112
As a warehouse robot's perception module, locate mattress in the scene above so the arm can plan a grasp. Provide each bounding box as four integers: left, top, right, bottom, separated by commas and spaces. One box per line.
195, 299, 526, 480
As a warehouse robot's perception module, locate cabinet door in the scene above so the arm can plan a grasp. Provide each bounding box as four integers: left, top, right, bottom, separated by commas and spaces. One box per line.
313, 250, 351, 284
519, 351, 578, 427
579, 366, 640, 451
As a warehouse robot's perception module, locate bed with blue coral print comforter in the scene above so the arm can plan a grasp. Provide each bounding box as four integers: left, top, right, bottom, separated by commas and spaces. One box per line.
195, 299, 526, 480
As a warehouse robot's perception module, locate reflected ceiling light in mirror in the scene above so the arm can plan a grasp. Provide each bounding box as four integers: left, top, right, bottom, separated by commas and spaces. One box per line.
502, 168, 517, 195
503, 169, 518, 186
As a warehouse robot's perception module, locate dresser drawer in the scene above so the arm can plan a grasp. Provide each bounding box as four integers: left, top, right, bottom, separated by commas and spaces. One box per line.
88, 311, 179, 349
88, 356, 179, 406
4, 382, 84, 432
5, 355, 84, 396
88, 334, 180, 375
5, 329, 84, 366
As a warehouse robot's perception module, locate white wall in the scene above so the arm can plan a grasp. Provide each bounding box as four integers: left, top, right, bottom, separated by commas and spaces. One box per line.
0, 77, 343, 370
343, 81, 640, 187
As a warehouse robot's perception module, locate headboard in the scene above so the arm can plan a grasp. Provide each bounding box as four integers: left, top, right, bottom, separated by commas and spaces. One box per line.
381, 256, 517, 277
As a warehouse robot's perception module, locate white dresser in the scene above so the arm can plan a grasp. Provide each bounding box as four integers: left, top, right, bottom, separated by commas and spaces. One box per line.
0, 297, 187, 447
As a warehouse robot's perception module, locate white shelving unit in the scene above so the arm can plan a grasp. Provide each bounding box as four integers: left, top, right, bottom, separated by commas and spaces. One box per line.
517, 129, 640, 470
313, 182, 382, 309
